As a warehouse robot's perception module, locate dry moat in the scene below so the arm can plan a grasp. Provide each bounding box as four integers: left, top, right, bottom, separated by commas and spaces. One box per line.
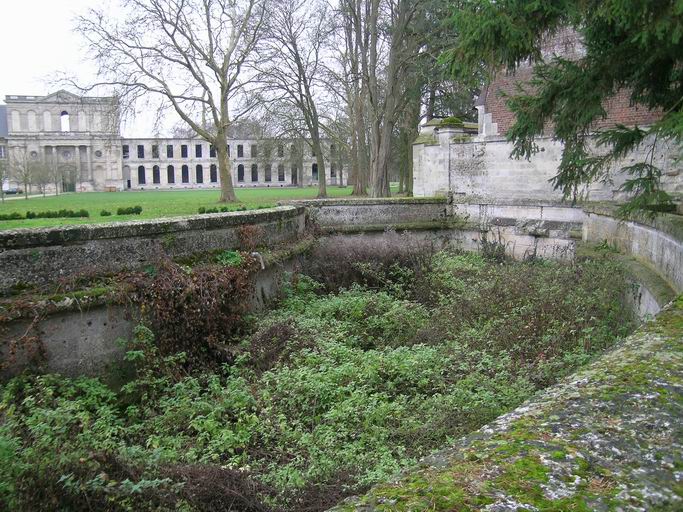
0, 199, 681, 511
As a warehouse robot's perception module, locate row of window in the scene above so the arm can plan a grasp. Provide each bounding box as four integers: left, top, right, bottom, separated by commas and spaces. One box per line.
135, 163, 337, 185
124, 143, 337, 160
136, 164, 218, 185
11, 110, 100, 133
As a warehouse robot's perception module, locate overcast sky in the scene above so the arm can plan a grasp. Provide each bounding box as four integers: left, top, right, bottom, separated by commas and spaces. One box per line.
0, 0, 160, 136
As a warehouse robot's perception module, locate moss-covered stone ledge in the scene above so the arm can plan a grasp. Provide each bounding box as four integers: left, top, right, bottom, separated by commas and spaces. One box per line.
0, 206, 306, 294
0, 205, 305, 250
329, 296, 683, 512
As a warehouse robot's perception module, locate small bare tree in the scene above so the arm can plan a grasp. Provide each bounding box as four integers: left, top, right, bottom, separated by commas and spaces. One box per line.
256, 0, 331, 198
33, 161, 52, 197
10, 148, 35, 200
0, 158, 8, 203
75, 0, 267, 202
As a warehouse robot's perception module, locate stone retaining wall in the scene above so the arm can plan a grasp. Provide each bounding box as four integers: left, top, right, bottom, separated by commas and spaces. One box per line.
285, 197, 451, 228
583, 206, 683, 293
0, 206, 306, 293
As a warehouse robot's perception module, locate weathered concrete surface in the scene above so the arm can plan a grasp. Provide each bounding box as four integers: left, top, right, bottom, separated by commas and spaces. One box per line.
0, 238, 314, 379
291, 198, 581, 262
2, 304, 133, 379
0, 206, 306, 293
329, 296, 683, 512
413, 127, 683, 201
583, 206, 683, 294
285, 197, 451, 228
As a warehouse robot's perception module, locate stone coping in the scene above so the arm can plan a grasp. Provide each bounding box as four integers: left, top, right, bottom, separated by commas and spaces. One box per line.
584, 203, 683, 243
280, 197, 448, 207
329, 295, 683, 511
0, 205, 305, 250
451, 196, 584, 208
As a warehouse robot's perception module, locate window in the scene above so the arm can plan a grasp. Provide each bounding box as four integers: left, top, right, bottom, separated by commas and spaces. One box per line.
277, 144, 284, 157
137, 165, 146, 184
94, 150, 103, 158
43, 111, 52, 131
0, 146, 6, 159
237, 144, 244, 158
60, 111, 70, 132
330, 144, 336, 156
278, 164, 285, 182
196, 164, 204, 183
152, 145, 159, 158
166, 145, 174, 158
251, 144, 258, 158
291, 166, 298, 184
137, 145, 145, 158
181, 145, 188, 158
181, 165, 189, 183
167, 165, 175, 184
153, 165, 161, 184
331, 163, 336, 178
210, 164, 218, 183
312, 163, 318, 181
195, 144, 202, 158
311, 147, 316, 157
251, 164, 258, 182
237, 164, 245, 182
210, 145, 216, 158
265, 164, 272, 182
227, 145, 231, 157
122, 145, 129, 159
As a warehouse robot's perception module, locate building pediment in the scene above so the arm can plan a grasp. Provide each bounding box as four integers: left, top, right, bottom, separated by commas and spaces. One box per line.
40, 90, 83, 104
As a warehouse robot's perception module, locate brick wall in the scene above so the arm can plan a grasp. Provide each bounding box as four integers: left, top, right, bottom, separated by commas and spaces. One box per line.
483, 29, 662, 136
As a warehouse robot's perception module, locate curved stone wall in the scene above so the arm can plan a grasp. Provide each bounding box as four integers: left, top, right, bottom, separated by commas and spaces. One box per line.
583, 205, 683, 293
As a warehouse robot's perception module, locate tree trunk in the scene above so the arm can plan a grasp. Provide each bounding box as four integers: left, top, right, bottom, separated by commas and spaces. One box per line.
215, 135, 237, 202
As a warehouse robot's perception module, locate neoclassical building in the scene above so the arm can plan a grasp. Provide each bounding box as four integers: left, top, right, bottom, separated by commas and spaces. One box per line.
3, 91, 344, 192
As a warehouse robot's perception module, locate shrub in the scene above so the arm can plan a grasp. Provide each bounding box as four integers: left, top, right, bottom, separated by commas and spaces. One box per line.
21, 209, 89, 220
0, 212, 23, 221
124, 257, 259, 367
100, 210, 112, 217
116, 206, 143, 215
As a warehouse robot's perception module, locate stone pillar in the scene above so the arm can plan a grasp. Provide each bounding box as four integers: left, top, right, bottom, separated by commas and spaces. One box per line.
75, 146, 83, 189
85, 145, 92, 181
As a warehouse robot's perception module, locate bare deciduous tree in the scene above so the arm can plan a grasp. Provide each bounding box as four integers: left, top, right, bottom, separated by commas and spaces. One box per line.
75, 0, 266, 202
10, 147, 36, 200
0, 158, 8, 203
256, 0, 331, 198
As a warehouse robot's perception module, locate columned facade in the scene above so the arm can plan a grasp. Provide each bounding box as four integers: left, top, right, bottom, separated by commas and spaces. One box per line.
3, 91, 346, 192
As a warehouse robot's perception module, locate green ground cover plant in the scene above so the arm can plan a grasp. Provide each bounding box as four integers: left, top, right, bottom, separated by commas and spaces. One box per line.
0, 187, 360, 229
0, 251, 633, 511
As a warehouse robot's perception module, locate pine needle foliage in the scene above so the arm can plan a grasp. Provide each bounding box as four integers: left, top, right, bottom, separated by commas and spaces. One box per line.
445, 0, 683, 217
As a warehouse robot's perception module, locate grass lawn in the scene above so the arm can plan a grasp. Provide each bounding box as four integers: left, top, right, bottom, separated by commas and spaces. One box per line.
0, 186, 358, 230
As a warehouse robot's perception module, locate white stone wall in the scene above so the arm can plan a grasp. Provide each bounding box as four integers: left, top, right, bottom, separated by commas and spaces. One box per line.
413, 127, 682, 202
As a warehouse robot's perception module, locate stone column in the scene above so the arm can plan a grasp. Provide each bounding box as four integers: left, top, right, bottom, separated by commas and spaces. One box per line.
85, 145, 92, 181
75, 146, 83, 190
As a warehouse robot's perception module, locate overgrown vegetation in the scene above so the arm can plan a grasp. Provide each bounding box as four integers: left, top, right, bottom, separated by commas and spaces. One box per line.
0, 249, 633, 511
